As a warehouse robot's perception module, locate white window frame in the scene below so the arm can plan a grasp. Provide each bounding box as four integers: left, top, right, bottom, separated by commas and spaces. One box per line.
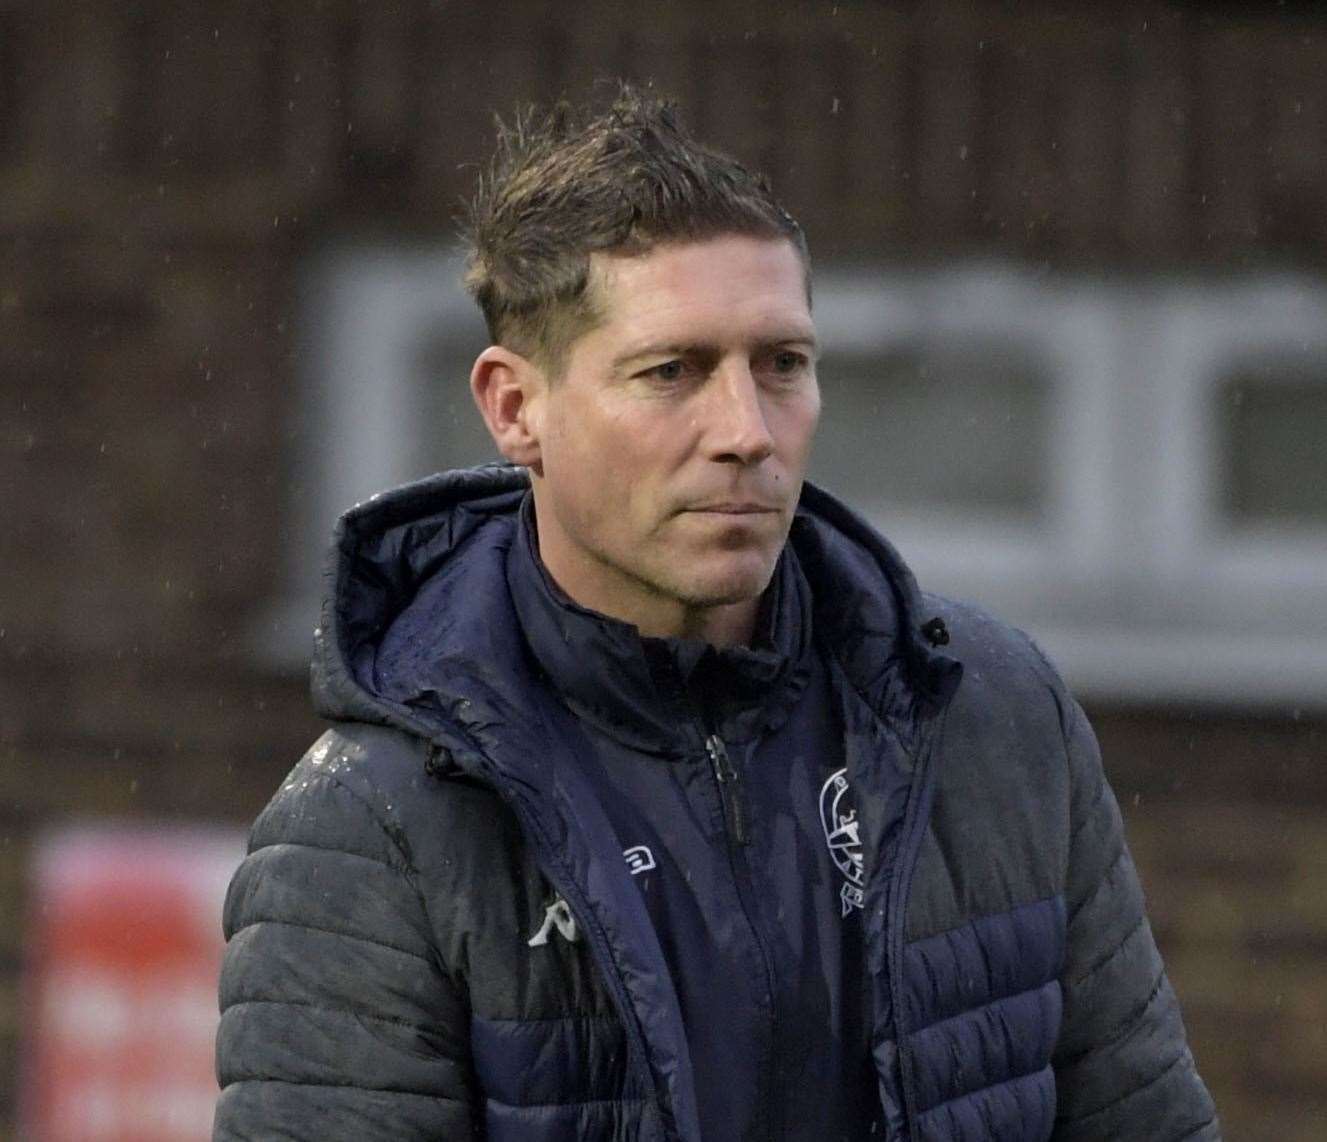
260, 245, 1327, 712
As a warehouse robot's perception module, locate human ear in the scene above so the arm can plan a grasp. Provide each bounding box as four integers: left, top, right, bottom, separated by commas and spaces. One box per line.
469, 346, 548, 473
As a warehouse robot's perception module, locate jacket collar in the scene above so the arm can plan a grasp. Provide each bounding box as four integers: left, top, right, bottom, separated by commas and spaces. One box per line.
505, 494, 812, 756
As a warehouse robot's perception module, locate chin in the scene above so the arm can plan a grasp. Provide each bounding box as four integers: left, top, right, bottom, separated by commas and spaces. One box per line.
675, 554, 778, 608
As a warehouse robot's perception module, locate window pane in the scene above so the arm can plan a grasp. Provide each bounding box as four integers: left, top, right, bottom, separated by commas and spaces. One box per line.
1220, 368, 1327, 525
811, 340, 1051, 516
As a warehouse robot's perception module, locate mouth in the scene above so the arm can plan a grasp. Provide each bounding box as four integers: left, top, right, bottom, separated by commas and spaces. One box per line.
685, 503, 781, 515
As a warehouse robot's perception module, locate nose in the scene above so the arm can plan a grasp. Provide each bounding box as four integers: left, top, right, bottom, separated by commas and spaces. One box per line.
706, 361, 775, 465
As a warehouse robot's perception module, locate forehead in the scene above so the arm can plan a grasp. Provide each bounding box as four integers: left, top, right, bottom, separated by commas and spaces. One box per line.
586, 235, 814, 346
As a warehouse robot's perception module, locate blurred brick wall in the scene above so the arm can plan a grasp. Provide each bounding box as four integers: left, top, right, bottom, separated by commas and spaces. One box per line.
2, 1, 1325, 1136
1097, 709, 1327, 1140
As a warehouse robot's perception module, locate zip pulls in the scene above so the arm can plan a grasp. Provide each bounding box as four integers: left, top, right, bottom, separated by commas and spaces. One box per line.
705, 734, 750, 846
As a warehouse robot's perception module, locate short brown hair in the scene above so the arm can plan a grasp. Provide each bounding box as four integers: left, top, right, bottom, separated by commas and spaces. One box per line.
462, 84, 808, 374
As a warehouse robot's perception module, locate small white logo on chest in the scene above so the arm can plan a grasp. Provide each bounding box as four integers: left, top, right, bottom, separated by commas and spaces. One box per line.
623, 845, 656, 876
528, 896, 580, 946
820, 768, 865, 917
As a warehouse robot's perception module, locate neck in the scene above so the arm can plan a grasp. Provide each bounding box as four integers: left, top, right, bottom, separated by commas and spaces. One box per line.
528, 504, 761, 649
653, 596, 759, 648
547, 549, 760, 648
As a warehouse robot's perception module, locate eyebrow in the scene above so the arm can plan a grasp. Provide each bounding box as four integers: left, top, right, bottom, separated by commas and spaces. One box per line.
611, 331, 820, 372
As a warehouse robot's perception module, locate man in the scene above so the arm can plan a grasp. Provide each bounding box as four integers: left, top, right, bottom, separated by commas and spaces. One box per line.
215, 90, 1219, 1140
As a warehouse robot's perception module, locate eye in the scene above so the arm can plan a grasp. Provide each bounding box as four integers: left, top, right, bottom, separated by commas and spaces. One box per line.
645, 359, 687, 382
770, 350, 809, 376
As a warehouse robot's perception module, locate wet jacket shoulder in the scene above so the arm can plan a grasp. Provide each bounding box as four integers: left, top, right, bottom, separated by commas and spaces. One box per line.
214, 718, 630, 1141
214, 723, 477, 1138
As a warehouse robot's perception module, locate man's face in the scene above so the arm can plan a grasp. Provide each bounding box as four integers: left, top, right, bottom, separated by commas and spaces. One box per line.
527, 234, 820, 631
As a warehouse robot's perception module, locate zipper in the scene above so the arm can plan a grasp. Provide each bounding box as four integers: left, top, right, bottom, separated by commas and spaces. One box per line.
705, 733, 749, 846
703, 731, 781, 1140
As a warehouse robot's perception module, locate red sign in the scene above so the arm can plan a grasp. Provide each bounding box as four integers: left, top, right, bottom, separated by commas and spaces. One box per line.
23, 824, 245, 1141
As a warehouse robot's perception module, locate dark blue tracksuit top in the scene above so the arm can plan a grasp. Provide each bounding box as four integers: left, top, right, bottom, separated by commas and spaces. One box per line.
506, 501, 880, 1141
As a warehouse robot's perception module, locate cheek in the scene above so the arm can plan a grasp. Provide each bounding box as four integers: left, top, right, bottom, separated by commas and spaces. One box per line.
774, 395, 821, 460
545, 396, 602, 476
548, 410, 636, 519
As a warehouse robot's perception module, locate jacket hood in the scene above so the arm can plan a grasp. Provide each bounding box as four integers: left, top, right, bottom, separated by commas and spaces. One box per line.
311, 463, 961, 777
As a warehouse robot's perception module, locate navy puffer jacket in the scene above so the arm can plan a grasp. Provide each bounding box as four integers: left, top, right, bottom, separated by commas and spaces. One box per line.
214, 465, 1219, 1140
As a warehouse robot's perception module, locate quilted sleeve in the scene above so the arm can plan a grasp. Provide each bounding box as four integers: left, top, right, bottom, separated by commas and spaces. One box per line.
213, 750, 478, 1140
1050, 696, 1220, 1140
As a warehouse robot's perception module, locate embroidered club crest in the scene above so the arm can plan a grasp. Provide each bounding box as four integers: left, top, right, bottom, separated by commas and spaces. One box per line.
819, 768, 865, 917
